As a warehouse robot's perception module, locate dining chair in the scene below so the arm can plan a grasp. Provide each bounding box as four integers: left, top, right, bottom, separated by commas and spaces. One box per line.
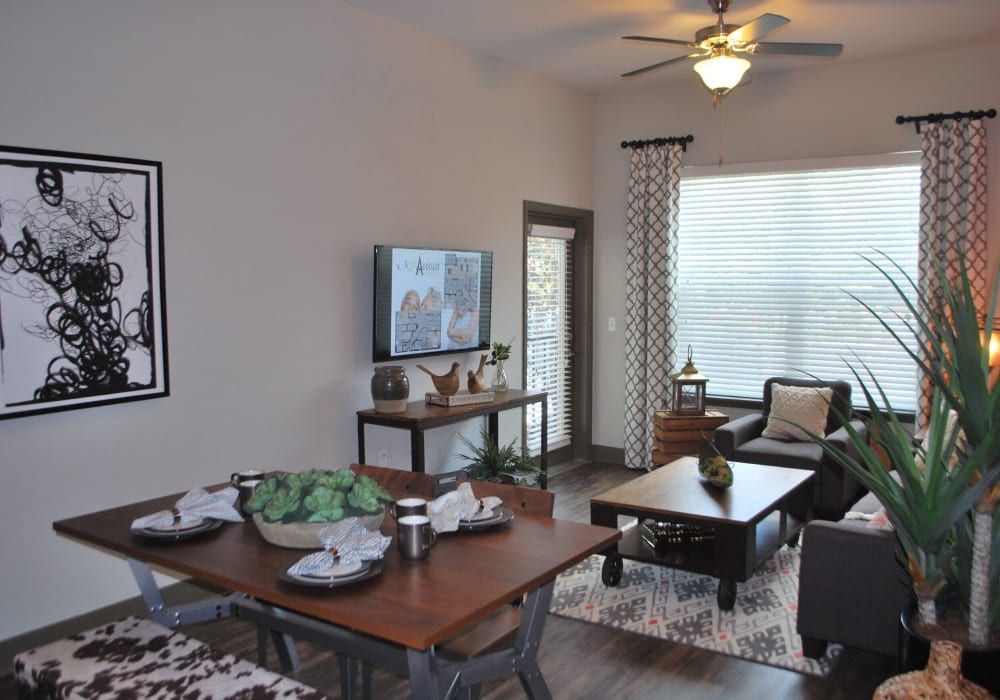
434, 478, 554, 700
350, 465, 556, 700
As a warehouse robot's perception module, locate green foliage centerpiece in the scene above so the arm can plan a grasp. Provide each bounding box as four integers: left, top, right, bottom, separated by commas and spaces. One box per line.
245, 468, 391, 523
244, 468, 392, 549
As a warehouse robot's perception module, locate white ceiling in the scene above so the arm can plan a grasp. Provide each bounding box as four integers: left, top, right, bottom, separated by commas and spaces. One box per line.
343, 0, 1000, 93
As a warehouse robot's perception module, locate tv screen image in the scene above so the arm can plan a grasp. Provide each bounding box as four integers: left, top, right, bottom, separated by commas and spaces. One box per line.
373, 245, 493, 362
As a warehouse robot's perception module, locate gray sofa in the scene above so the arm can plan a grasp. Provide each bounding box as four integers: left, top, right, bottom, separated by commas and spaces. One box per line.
714, 377, 869, 519
796, 488, 911, 658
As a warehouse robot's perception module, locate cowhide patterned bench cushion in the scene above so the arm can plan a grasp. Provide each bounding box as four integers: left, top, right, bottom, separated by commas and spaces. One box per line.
13, 616, 329, 699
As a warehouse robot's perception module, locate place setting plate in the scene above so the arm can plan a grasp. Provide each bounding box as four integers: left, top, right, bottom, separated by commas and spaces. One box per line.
457, 506, 515, 531
277, 559, 384, 588
131, 518, 224, 541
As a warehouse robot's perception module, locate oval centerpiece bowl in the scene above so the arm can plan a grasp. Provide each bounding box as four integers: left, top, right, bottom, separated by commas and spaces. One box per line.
253, 512, 385, 549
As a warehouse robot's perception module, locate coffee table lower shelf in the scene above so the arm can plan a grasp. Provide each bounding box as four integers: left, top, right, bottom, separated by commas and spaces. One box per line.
600, 511, 805, 610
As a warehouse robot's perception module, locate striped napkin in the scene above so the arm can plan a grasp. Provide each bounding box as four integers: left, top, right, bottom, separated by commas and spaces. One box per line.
130, 488, 244, 529
288, 520, 391, 575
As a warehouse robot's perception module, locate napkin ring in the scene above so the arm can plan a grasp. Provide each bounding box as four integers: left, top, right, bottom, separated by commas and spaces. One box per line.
171, 508, 182, 524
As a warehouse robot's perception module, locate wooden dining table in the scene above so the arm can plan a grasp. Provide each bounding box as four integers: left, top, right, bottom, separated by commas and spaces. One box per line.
52, 466, 620, 699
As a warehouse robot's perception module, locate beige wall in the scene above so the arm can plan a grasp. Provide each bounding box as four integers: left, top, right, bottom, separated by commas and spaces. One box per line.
592, 42, 1000, 447
0, 0, 594, 641
3, 0, 998, 645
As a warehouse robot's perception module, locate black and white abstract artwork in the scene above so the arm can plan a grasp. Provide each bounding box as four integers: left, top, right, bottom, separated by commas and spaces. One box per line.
0, 146, 167, 420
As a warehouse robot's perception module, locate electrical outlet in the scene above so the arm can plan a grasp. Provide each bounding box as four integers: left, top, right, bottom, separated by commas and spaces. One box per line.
608, 316, 616, 332
377, 449, 389, 466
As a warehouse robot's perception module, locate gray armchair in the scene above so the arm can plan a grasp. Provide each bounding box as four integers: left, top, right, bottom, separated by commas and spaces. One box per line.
714, 377, 869, 519
797, 489, 911, 657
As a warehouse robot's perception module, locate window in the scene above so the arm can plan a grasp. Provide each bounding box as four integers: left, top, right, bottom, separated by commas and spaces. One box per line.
676, 153, 921, 411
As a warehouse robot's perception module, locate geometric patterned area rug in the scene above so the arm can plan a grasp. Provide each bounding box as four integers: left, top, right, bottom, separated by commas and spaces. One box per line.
550, 544, 842, 677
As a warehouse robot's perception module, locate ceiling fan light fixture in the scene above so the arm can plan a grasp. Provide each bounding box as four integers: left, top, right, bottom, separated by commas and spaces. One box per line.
693, 53, 751, 91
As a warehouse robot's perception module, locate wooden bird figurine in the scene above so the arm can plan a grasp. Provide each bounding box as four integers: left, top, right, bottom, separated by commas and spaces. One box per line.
467, 353, 489, 394
417, 361, 461, 396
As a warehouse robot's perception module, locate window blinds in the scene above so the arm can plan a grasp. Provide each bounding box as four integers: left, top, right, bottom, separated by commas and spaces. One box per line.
675, 156, 921, 411
526, 232, 574, 454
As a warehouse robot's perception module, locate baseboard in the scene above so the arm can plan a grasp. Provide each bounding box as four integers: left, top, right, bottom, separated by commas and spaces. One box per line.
588, 444, 624, 465
0, 580, 223, 676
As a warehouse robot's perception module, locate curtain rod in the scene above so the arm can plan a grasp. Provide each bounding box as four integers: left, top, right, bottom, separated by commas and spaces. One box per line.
620, 135, 694, 152
895, 108, 996, 133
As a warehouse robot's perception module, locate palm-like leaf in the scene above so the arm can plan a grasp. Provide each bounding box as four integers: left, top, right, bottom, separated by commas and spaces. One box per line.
811, 371, 986, 615
827, 250, 1000, 641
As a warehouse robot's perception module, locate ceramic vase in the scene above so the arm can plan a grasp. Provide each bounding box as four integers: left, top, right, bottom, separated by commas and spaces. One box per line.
371, 366, 409, 413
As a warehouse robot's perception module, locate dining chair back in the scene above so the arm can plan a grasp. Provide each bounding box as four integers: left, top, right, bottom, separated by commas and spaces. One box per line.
350, 463, 436, 499
468, 480, 554, 517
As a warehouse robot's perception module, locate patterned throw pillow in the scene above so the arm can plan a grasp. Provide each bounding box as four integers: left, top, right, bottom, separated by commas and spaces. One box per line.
761, 384, 833, 441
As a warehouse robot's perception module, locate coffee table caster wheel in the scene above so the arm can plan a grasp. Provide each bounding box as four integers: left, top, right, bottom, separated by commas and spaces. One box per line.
602, 554, 623, 586
717, 579, 736, 610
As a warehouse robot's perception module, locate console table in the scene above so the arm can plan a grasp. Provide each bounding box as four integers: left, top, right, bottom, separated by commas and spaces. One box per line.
357, 389, 549, 486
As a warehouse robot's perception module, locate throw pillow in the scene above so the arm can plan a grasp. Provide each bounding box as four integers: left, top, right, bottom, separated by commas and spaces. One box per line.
867, 506, 895, 531
761, 384, 833, 441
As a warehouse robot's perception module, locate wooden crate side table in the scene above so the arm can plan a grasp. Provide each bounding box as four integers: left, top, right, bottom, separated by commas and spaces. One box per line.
652, 409, 729, 466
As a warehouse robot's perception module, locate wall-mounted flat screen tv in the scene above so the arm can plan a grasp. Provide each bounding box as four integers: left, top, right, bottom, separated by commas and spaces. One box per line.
372, 245, 493, 363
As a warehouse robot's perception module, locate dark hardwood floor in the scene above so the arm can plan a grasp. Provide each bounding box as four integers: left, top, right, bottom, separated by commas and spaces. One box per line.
2, 463, 897, 698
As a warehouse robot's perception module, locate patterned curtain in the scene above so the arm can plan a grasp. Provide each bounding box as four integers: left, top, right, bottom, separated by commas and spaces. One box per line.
916, 119, 989, 431
623, 143, 683, 470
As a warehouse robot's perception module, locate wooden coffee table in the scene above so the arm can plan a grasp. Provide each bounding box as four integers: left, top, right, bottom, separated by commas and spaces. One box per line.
590, 457, 813, 609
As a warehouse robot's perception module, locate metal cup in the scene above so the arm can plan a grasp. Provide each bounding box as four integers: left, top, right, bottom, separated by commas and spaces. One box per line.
390, 497, 427, 520
237, 479, 263, 516
231, 469, 265, 487
397, 515, 437, 562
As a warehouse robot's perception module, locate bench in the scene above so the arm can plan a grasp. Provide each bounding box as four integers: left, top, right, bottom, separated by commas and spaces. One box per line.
14, 616, 328, 699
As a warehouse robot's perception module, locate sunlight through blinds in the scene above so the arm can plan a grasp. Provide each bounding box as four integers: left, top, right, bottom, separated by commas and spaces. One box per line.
676, 155, 921, 411
526, 227, 574, 454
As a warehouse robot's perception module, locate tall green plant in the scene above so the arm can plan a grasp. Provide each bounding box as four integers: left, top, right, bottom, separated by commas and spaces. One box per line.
806, 251, 1000, 645
813, 374, 986, 627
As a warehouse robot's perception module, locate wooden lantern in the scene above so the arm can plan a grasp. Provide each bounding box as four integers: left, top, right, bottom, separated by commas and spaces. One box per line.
670, 346, 709, 416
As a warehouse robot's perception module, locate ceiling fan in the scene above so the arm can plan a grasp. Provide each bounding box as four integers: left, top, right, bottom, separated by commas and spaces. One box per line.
622, 0, 843, 100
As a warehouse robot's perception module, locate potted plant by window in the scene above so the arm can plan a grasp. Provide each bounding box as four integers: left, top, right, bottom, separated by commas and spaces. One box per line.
456, 430, 540, 486
808, 252, 1000, 693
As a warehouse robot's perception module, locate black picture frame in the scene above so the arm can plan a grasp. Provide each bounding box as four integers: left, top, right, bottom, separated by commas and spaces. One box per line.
0, 145, 168, 420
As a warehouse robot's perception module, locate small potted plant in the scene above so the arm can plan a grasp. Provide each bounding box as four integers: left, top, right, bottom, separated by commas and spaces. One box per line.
487, 338, 513, 392
456, 430, 540, 486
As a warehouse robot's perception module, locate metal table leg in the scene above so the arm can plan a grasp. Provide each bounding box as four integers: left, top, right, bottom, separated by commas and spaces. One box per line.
126, 558, 232, 627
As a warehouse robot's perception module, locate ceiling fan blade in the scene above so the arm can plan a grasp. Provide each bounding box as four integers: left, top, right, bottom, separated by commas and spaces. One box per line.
622, 35, 698, 48
727, 13, 789, 45
751, 41, 843, 57
621, 53, 700, 79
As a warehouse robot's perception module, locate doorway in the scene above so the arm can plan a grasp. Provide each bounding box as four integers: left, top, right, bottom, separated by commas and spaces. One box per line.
522, 201, 593, 469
